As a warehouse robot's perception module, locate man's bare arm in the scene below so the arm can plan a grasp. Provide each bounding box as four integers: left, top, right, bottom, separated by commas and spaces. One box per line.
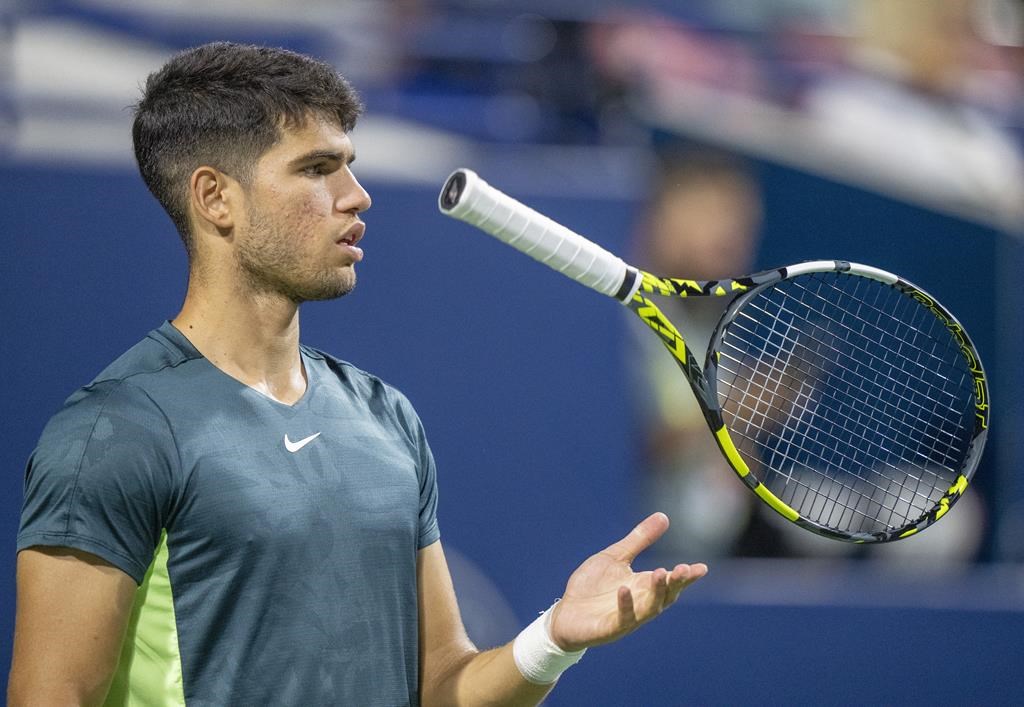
8, 547, 137, 707
417, 542, 555, 706
417, 514, 707, 706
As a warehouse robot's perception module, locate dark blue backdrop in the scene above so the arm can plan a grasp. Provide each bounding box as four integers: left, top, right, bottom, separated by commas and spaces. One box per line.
2, 160, 1021, 704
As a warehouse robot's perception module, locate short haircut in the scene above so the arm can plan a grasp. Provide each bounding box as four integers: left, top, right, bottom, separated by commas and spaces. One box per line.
132, 42, 363, 256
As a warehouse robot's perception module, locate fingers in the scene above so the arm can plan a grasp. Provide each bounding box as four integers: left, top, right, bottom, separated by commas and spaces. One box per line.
617, 584, 635, 626
605, 512, 671, 563
632, 563, 709, 619
617, 566, 678, 627
650, 567, 669, 613
666, 562, 708, 605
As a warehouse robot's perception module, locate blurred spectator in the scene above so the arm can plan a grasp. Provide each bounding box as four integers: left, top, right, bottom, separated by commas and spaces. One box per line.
627, 148, 792, 559
801, 0, 1024, 230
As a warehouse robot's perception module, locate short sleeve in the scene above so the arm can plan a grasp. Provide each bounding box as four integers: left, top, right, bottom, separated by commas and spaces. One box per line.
18, 380, 180, 584
415, 428, 441, 549
388, 389, 441, 549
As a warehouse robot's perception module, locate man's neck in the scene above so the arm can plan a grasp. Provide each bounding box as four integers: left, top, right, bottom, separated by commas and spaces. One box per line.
172, 281, 308, 406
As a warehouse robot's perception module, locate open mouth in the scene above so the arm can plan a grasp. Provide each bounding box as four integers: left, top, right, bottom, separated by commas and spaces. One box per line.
337, 222, 365, 247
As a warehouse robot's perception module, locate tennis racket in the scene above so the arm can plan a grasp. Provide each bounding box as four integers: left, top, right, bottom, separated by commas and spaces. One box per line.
438, 168, 989, 544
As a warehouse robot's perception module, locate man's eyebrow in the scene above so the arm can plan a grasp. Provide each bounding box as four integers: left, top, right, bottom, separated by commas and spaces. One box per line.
289, 150, 356, 166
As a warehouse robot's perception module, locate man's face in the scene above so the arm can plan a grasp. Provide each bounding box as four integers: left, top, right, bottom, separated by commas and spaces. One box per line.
234, 116, 371, 303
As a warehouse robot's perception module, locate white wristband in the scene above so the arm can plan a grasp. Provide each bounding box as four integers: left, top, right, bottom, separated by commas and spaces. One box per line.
512, 602, 587, 685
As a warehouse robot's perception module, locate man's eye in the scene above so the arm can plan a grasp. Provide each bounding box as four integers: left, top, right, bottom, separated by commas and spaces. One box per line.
303, 164, 329, 176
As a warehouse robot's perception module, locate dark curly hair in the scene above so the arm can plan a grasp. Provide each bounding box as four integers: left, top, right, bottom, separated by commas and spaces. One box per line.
132, 42, 363, 256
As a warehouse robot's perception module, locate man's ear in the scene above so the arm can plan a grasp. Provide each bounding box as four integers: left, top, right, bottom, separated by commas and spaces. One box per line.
189, 166, 239, 232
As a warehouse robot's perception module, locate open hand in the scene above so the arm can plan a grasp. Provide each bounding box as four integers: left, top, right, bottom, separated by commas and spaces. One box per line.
548, 512, 707, 652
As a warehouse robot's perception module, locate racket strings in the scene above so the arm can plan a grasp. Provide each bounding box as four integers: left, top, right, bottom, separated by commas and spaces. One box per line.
771, 275, 969, 428
729, 284, 966, 522
720, 305, 967, 479
740, 273, 971, 445
718, 379, 944, 532
723, 304, 968, 470
719, 350, 944, 525
803, 275, 973, 460
803, 274, 970, 419
713, 272, 976, 535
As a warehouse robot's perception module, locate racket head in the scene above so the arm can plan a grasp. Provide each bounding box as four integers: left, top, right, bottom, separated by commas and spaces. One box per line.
704, 261, 988, 543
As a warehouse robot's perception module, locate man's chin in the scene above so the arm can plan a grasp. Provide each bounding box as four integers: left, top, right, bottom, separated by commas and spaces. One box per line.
297, 274, 356, 303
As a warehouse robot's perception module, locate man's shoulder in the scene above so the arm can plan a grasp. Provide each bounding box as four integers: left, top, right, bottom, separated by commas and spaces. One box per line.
90, 322, 198, 388
48, 323, 199, 427
32, 326, 192, 460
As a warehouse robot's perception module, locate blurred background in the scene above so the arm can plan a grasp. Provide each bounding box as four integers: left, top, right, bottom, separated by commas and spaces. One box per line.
2, 0, 1023, 703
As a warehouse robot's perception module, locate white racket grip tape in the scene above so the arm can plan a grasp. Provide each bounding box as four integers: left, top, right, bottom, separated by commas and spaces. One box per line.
439, 169, 633, 300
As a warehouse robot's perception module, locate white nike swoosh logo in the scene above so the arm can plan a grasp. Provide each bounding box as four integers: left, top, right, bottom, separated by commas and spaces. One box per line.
284, 432, 321, 453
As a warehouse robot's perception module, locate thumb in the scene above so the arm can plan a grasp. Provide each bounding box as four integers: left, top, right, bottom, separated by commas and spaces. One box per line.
604, 512, 670, 563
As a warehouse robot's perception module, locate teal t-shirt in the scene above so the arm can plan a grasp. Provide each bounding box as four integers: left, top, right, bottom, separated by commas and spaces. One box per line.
19, 321, 441, 705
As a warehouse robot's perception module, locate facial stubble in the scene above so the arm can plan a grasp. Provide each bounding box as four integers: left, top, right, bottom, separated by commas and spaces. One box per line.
238, 203, 357, 304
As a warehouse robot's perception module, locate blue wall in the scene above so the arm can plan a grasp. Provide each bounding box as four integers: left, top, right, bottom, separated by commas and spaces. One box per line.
2, 161, 1020, 703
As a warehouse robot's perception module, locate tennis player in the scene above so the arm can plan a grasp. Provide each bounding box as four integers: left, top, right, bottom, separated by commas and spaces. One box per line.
8, 42, 707, 706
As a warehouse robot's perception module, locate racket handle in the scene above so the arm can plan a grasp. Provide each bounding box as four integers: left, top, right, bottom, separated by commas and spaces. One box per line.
438, 169, 636, 301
